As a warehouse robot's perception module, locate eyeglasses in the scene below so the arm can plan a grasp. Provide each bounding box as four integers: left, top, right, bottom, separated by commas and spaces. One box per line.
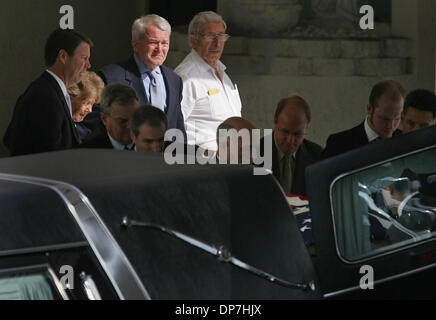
200, 33, 230, 42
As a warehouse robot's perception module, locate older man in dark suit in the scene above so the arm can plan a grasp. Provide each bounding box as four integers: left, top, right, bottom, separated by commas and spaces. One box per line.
261, 95, 323, 196
322, 80, 405, 159
97, 14, 186, 141
4, 29, 92, 156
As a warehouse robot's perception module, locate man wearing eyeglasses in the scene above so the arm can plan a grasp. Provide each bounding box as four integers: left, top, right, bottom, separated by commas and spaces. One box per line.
260, 95, 323, 196
98, 14, 186, 142
175, 11, 242, 154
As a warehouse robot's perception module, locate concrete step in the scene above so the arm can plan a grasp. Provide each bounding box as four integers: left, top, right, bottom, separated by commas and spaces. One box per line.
170, 31, 411, 57
167, 31, 411, 76
166, 52, 411, 77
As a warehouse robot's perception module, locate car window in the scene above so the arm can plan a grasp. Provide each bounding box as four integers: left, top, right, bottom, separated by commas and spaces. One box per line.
331, 147, 436, 262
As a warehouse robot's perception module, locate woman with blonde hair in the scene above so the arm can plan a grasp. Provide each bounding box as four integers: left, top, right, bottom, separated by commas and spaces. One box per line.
68, 71, 104, 140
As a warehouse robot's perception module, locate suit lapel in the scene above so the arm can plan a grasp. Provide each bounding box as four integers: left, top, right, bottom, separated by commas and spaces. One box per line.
125, 56, 148, 105
292, 141, 307, 194
160, 66, 171, 115
44, 72, 80, 144
357, 122, 370, 146
101, 128, 113, 149
271, 133, 280, 181
93, 124, 114, 149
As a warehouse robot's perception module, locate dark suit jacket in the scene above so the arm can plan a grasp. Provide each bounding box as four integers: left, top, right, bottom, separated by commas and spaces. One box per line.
322, 121, 402, 159
3, 72, 80, 156
79, 124, 113, 149
98, 56, 186, 141
75, 122, 92, 142
260, 133, 323, 196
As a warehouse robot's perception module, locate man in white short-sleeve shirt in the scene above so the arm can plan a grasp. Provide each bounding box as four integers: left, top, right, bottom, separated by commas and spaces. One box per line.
175, 11, 242, 152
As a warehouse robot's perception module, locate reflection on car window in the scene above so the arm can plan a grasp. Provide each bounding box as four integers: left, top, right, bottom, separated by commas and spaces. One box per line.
331, 147, 436, 262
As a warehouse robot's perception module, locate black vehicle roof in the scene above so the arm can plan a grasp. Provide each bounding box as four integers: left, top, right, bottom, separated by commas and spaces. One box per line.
0, 150, 321, 299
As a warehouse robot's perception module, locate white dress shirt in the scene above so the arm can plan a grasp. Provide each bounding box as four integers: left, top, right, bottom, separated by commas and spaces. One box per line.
107, 132, 134, 151
364, 116, 380, 142
175, 49, 242, 151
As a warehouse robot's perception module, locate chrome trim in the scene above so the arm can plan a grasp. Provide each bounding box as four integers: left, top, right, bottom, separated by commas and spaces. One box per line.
323, 259, 436, 298
47, 266, 70, 300
122, 216, 315, 292
0, 242, 89, 258
80, 272, 102, 300
0, 264, 69, 300
327, 146, 436, 264
0, 174, 150, 300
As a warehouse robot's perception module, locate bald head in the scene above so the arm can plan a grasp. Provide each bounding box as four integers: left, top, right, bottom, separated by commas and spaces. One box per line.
367, 80, 405, 139
369, 80, 405, 109
222, 117, 256, 131
274, 95, 310, 154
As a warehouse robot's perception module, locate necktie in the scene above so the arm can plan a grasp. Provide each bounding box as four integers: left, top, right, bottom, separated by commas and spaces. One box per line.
148, 70, 166, 112
280, 154, 294, 193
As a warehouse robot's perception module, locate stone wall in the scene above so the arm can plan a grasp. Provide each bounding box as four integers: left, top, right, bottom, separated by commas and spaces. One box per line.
165, 0, 436, 148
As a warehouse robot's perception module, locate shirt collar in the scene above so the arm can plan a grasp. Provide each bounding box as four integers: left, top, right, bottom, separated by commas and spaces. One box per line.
364, 116, 380, 142
46, 70, 68, 97
134, 54, 161, 75
107, 132, 134, 151
189, 49, 226, 74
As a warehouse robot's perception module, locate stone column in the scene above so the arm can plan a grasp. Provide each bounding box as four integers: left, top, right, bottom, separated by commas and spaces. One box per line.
217, 0, 302, 37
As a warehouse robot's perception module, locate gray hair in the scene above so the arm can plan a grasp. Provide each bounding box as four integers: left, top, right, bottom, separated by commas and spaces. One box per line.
100, 83, 138, 115
132, 14, 172, 40
188, 11, 227, 45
